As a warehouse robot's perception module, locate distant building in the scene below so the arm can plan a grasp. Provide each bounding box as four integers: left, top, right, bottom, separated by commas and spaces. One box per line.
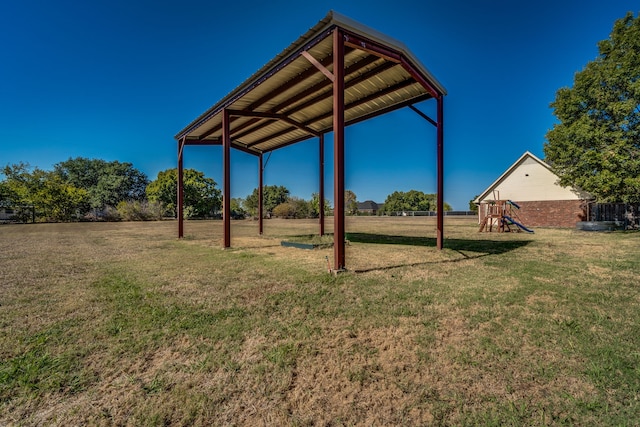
357, 200, 381, 215
474, 151, 591, 227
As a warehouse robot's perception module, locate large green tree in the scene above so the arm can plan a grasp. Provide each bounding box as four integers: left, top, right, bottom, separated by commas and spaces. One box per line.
54, 157, 148, 211
309, 192, 332, 218
543, 12, 640, 203
344, 190, 358, 216
0, 177, 18, 208
230, 198, 246, 218
2, 163, 89, 221
243, 185, 290, 217
146, 168, 221, 218
383, 190, 451, 214
469, 195, 479, 212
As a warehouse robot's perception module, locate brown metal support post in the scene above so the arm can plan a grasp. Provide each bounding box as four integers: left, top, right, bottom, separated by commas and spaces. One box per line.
436, 96, 444, 250
333, 28, 346, 270
177, 137, 184, 238
319, 134, 325, 236
258, 153, 264, 235
222, 109, 231, 248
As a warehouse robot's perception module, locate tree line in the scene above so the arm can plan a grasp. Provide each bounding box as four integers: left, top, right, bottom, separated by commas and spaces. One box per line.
0, 159, 222, 222
3, 14, 637, 220
1, 159, 150, 222
1, 157, 453, 222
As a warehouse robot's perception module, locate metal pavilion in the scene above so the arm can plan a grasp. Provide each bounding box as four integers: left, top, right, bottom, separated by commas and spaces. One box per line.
174, 10, 447, 271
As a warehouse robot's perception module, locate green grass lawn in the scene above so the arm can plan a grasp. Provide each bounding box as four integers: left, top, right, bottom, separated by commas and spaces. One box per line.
1, 218, 638, 425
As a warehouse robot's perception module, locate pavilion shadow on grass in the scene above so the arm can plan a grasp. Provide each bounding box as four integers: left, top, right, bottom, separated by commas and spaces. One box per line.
174, 10, 447, 271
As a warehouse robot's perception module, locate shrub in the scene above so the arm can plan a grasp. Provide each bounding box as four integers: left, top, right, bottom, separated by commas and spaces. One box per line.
103, 205, 122, 221
116, 200, 164, 221
272, 198, 312, 219
273, 202, 295, 218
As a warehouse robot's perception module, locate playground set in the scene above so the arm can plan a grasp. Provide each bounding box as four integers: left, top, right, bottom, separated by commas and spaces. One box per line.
478, 192, 534, 233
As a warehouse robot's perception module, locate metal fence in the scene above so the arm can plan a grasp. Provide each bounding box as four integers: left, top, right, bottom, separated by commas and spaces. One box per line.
588, 203, 640, 229
386, 210, 476, 217
0, 206, 36, 223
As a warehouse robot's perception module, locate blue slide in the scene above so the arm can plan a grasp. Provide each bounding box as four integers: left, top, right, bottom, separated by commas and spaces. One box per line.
503, 215, 534, 233
507, 200, 521, 209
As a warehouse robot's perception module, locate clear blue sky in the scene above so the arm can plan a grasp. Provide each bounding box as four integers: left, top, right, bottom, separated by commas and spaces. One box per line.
0, 0, 636, 210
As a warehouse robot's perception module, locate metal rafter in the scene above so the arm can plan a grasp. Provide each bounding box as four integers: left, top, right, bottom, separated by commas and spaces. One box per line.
244, 75, 416, 149
278, 61, 397, 117
194, 48, 350, 141
249, 93, 434, 155
226, 109, 320, 137
182, 137, 260, 157
199, 51, 380, 143
178, 27, 337, 139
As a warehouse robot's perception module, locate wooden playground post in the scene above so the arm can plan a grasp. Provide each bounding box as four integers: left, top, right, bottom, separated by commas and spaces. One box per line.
479, 199, 507, 232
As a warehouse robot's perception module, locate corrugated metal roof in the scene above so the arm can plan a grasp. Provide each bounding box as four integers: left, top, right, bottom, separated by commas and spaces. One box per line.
175, 10, 446, 155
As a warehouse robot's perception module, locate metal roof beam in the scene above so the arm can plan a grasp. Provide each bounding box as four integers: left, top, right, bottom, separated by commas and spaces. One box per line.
343, 29, 442, 98
301, 50, 335, 82
245, 125, 298, 148
400, 57, 441, 98
182, 137, 260, 157
256, 133, 316, 153
408, 104, 437, 127
244, 49, 344, 111
183, 138, 221, 145
197, 48, 371, 141
176, 27, 337, 139
279, 60, 397, 116
275, 53, 381, 114
296, 78, 418, 129
256, 87, 433, 154
345, 93, 434, 128
233, 143, 261, 157
343, 31, 402, 63
194, 49, 348, 141
232, 119, 278, 140
227, 109, 321, 137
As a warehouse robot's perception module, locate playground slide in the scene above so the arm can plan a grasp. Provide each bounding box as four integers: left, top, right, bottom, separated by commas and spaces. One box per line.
507, 200, 521, 209
503, 215, 534, 233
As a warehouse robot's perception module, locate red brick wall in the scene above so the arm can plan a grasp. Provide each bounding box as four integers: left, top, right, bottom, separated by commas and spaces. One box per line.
479, 200, 587, 228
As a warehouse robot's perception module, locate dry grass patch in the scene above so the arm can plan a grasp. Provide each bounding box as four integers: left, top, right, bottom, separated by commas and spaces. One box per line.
1, 218, 638, 426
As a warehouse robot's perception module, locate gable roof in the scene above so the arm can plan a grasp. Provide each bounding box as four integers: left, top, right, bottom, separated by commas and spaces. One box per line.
473, 151, 589, 203
174, 10, 446, 155
357, 200, 379, 210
